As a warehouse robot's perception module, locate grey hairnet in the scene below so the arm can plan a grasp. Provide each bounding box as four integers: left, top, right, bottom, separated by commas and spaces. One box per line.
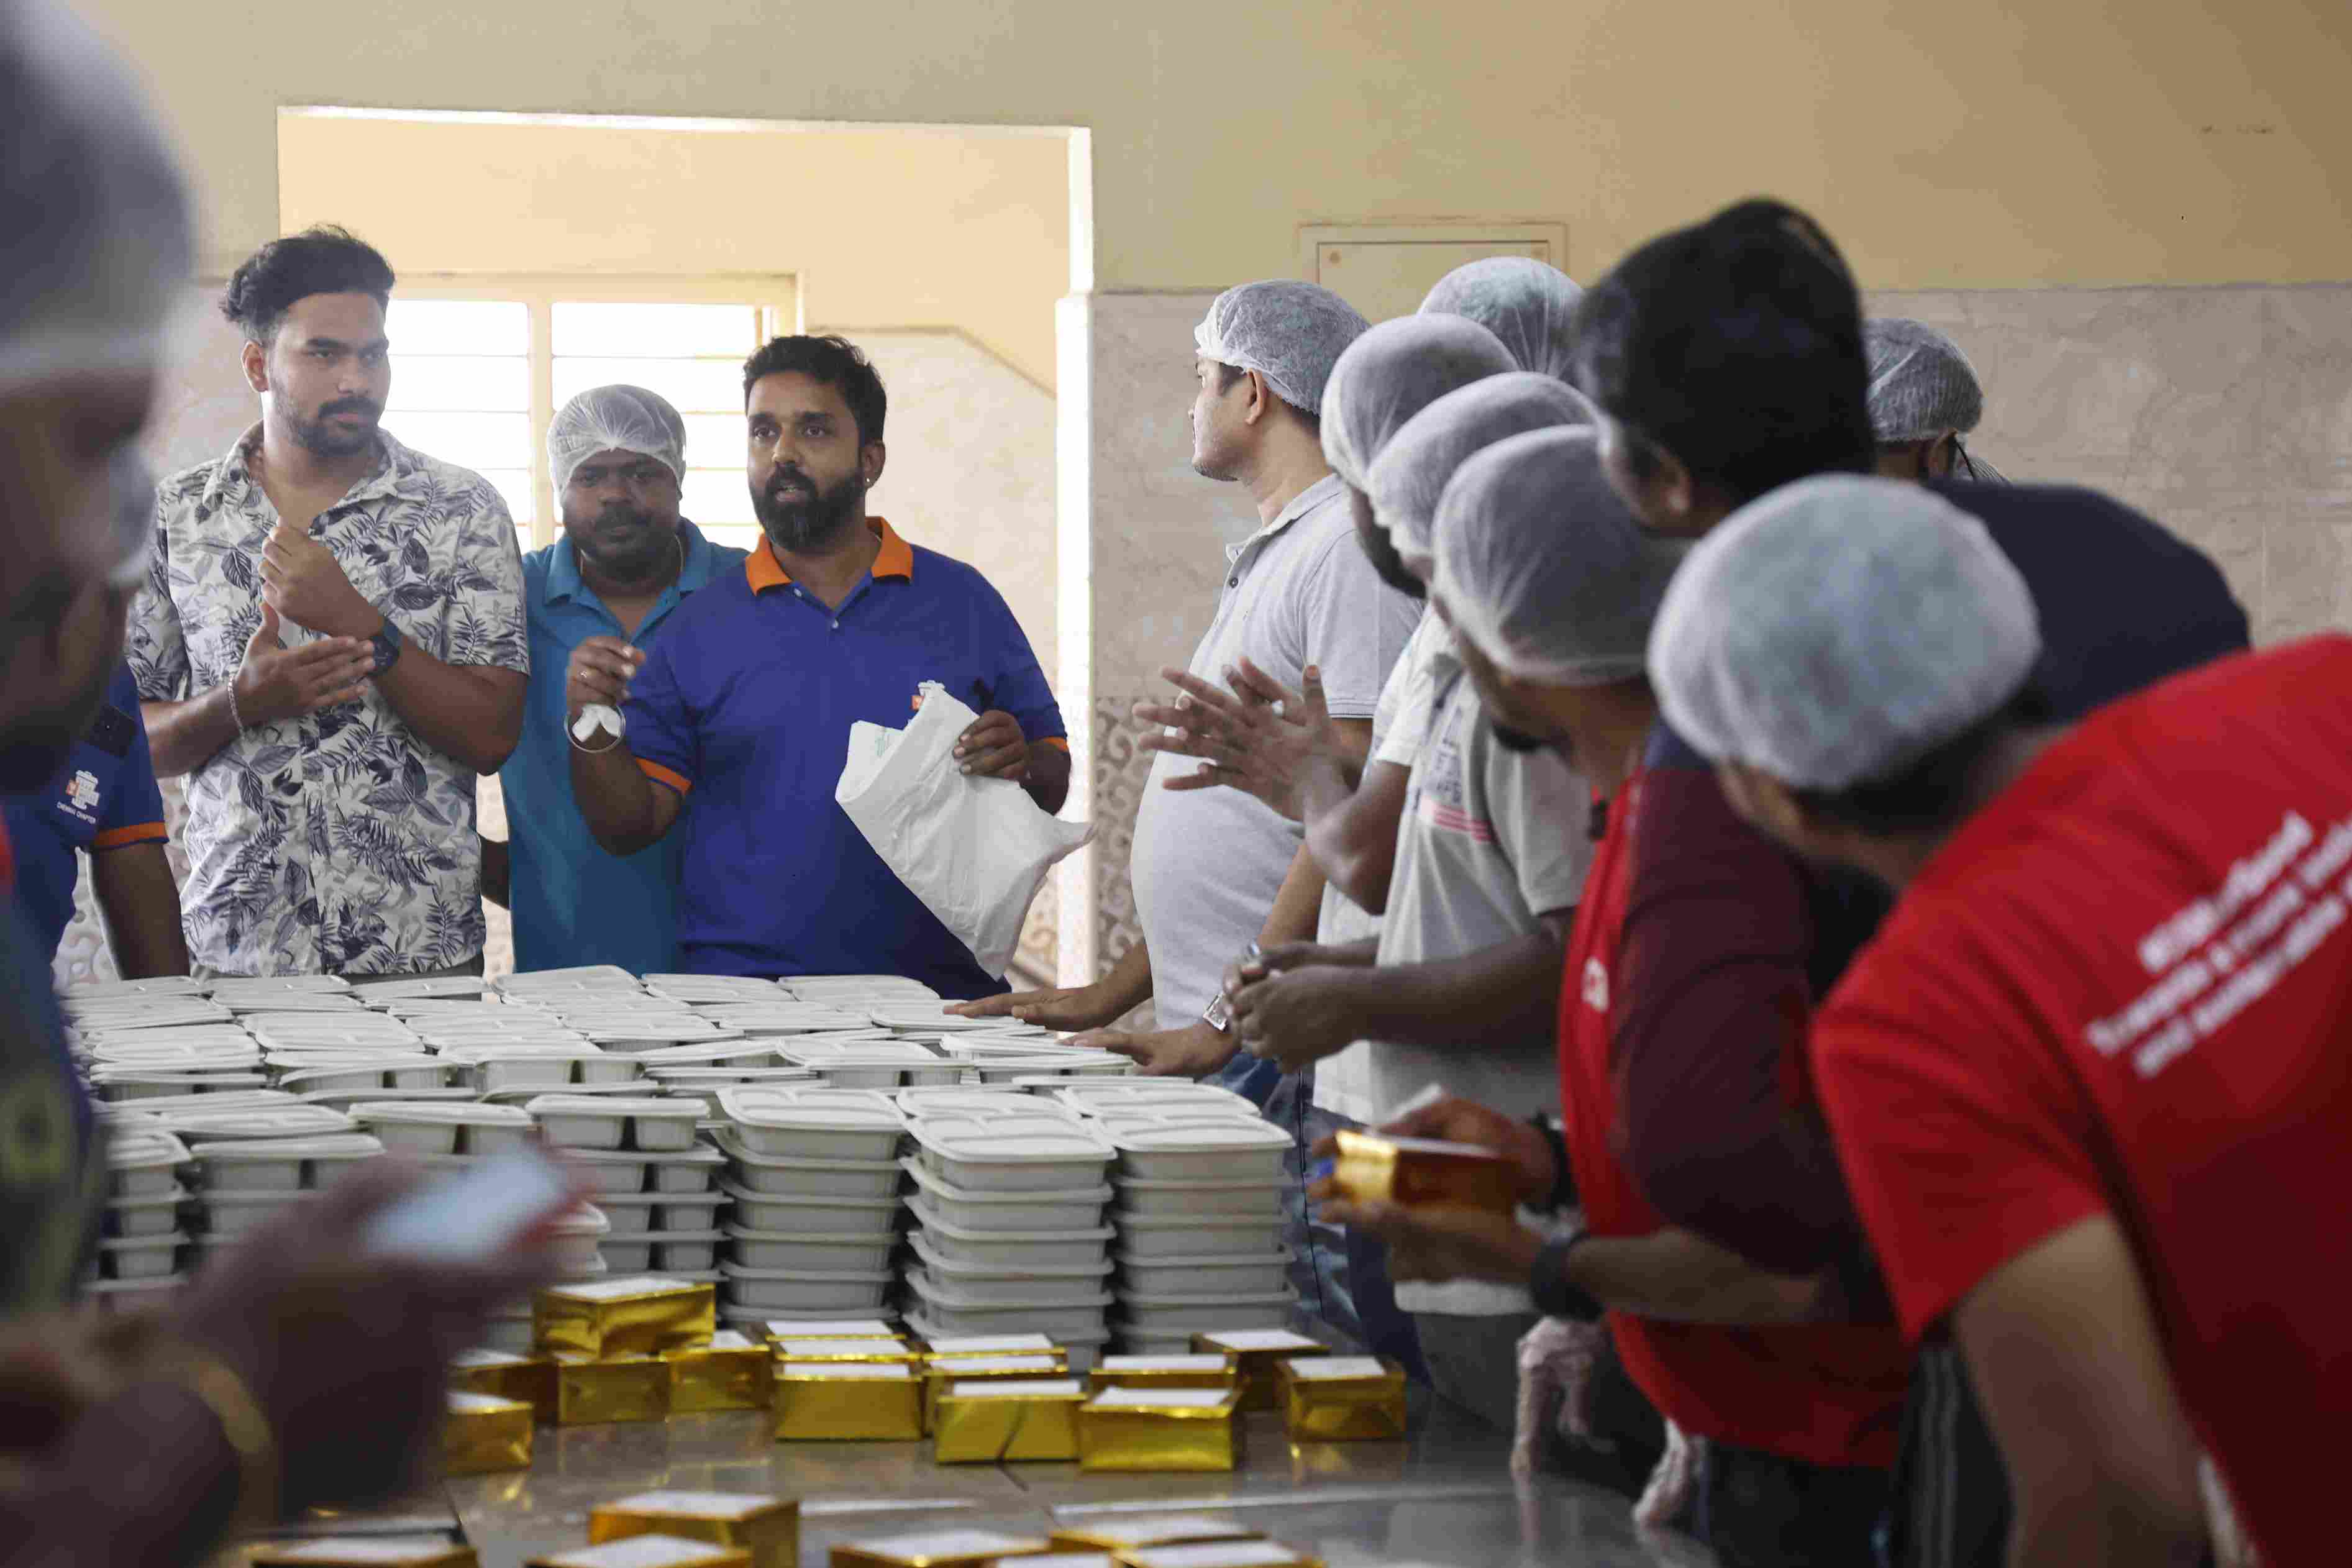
549, 385, 688, 495
1430, 426, 1684, 686
1320, 316, 1516, 490
1419, 258, 1584, 380
1649, 474, 2041, 790
0, 0, 194, 393
1193, 281, 1370, 416
1865, 319, 1985, 443
1367, 372, 1592, 572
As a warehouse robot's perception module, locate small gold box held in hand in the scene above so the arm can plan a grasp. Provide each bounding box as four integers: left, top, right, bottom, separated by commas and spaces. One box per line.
1326, 1130, 1519, 1214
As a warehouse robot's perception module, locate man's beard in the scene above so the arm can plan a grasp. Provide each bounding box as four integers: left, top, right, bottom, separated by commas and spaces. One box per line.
288, 396, 381, 458
753, 465, 867, 554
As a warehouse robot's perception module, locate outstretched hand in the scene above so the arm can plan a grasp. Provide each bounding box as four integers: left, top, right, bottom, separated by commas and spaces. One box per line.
1134, 660, 1343, 821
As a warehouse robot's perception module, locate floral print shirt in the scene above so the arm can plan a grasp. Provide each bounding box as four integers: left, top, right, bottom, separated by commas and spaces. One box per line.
129, 426, 529, 975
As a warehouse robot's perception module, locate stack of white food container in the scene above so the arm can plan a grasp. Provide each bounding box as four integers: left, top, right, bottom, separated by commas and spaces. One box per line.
150, 1099, 383, 1272
901, 1108, 1117, 1370
640, 973, 790, 1006
777, 1037, 967, 1092
349, 974, 494, 1005
527, 1092, 719, 1281
87, 1123, 195, 1309
84, 1030, 267, 1103
714, 1085, 908, 1334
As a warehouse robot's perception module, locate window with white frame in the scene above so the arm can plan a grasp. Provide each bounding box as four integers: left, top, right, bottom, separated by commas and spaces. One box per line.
382, 280, 795, 555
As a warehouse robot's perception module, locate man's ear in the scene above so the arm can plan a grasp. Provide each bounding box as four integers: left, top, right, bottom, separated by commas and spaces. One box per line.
240, 339, 269, 397
1242, 370, 1275, 429
862, 440, 888, 489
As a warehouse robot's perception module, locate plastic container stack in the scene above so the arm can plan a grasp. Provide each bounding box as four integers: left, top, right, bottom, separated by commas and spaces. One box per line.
86, 1121, 195, 1310
156, 1099, 386, 1276
901, 1102, 1118, 1370
713, 1085, 909, 1334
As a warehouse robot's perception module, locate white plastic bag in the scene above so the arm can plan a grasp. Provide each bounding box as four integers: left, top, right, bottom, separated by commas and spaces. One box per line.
835, 682, 1092, 977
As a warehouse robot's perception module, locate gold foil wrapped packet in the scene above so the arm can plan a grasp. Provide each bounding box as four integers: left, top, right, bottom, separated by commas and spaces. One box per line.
1085, 1354, 1235, 1394
1326, 1131, 1518, 1215
931, 1376, 1088, 1463
1277, 1354, 1407, 1441
771, 1362, 926, 1441
770, 1337, 922, 1367
828, 1528, 1052, 1568
923, 1355, 1069, 1431
450, 1347, 558, 1423
442, 1390, 534, 1476
1046, 1518, 1260, 1554
667, 1331, 772, 1414
250, 1539, 481, 1567
536, 1277, 717, 1359
529, 1538, 752, 1568
554, 1352, 673, 1426
1076, 1386, 1244, 1472
1188, 1330, 1327, 1411
590, 1491, 799, 1568
760, 1318, 901, 1342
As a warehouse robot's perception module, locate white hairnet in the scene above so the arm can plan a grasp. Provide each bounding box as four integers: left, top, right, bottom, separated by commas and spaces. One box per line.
1865, 319, 1985, 443
1193, 281, 1370, 416
1649, 474, 2041, 790
1320, 316, 1517, 490
0, 0, 194, 394
549, 385, 688, 496
1419, 258, 1584, 381
1367, 372, 1592, 572
1431, 426, 1685, 686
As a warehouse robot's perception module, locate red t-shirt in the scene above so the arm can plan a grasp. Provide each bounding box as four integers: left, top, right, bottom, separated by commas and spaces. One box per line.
1560, 770, 1910, 1469
1814, 636, 2352, 1565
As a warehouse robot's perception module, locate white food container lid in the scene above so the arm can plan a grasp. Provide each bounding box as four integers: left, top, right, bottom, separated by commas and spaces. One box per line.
65, 977, 214, 999
633, 1041, 778, 1065
350, 1100, 534, 1127
90, 1070, 268, 1090
107, 1127, 191, 1169
147, 1104, 357, 1137
901, 1159, 1111, 1208
91, 1041, 263, 1067
905, 1271, 1112, 1312
494, 965, 639, 989
715, 1178, 902, 1213
206, 975, 352, 993
908, 1233, 1112, 1280
526, 1095, 698, 1119
567, 1144, 724, 1169
718, 1260, 894, 1284
904, 1198, 1111, 1246
188, 1132, 385, 1163
911, 1120, 1114, 1167
718, 1086, 906, 1129
444, 1044, 609, 1062
1108, 1119, 1290, 1155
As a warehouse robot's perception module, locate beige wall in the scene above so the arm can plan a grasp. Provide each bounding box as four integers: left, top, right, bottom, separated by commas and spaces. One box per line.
278, 116, 1070, 390
94, 0, 2352, 293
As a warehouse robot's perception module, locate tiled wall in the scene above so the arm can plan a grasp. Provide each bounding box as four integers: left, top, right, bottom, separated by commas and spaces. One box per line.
1065, 285, 2352, 1016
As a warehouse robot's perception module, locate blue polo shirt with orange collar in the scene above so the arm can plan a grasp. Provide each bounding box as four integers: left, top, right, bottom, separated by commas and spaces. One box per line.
621, 518, 1067, 998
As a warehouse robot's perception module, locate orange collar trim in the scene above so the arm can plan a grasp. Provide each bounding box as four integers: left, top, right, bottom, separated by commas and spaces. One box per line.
746, 518, 913, 593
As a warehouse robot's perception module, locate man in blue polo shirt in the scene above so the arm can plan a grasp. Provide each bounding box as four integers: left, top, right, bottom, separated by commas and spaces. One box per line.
568, 335, 1069, 998
4, 659, 187, 976
483, 385, 746, 972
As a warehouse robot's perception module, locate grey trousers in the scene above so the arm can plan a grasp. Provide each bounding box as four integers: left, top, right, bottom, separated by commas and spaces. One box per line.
1412, 1309, 1541, 1433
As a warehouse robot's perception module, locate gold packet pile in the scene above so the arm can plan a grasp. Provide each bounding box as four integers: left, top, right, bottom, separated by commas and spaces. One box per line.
1075, 1387, 1244, 1472
443, 1390, 534, 1475
536, 1278, 717, 1359
589, 1491, 798, 1568
1277, 1354, 1408, 1441
1084, 1354, 1236, 1395
554, 1352, 673, 1426
666, 1331, 772, 1415
1188, 1330, 1328, 1412
931, 1376, 1088, 1463
771, 1362, 925, 1441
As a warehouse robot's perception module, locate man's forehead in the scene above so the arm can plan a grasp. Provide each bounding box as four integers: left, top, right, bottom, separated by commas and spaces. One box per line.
747, 373, 850, 421
283, 293, 388, 344
574, 447, 655, 469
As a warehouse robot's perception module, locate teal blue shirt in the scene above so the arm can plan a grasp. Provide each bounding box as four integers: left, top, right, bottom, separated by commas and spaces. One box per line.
500, 520, 746, 973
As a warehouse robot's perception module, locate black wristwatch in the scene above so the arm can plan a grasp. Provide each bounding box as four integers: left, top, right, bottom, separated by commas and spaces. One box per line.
1528, 1112, 1577, 1214
368, 617, 404, 677
1531, 1224, 1605, 1323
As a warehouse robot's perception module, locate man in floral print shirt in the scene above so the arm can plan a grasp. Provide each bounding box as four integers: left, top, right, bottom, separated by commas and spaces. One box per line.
130, 227, 529, 976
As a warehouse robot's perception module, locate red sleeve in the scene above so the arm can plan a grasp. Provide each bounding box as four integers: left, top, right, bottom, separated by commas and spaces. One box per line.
1813, 924, 2108, 1341
1613, 764, 1879, 1279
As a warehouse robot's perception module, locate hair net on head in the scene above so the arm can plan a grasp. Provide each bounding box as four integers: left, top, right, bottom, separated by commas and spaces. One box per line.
1864, 319, 1985, 443
549, 385, 689, 496
1194, 281, 1370, 416
1429, 426, 1684, 686
1320, 316, 1517, 490
1649, 474, 2040, 790
1367, 372, 1592, 572
0, 0, 194, 394
1419, 258, 1585, 381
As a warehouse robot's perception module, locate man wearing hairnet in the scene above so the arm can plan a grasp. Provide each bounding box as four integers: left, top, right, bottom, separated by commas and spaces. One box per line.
1321, 428, 1914, 1564
1564, 197, 2253, 1566
0, 2, 565, 1556
1648, 475, 2344, 1568
483, 386, 746, 972
1419, 257, 1584, 382
1865, 319, 2003, 482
